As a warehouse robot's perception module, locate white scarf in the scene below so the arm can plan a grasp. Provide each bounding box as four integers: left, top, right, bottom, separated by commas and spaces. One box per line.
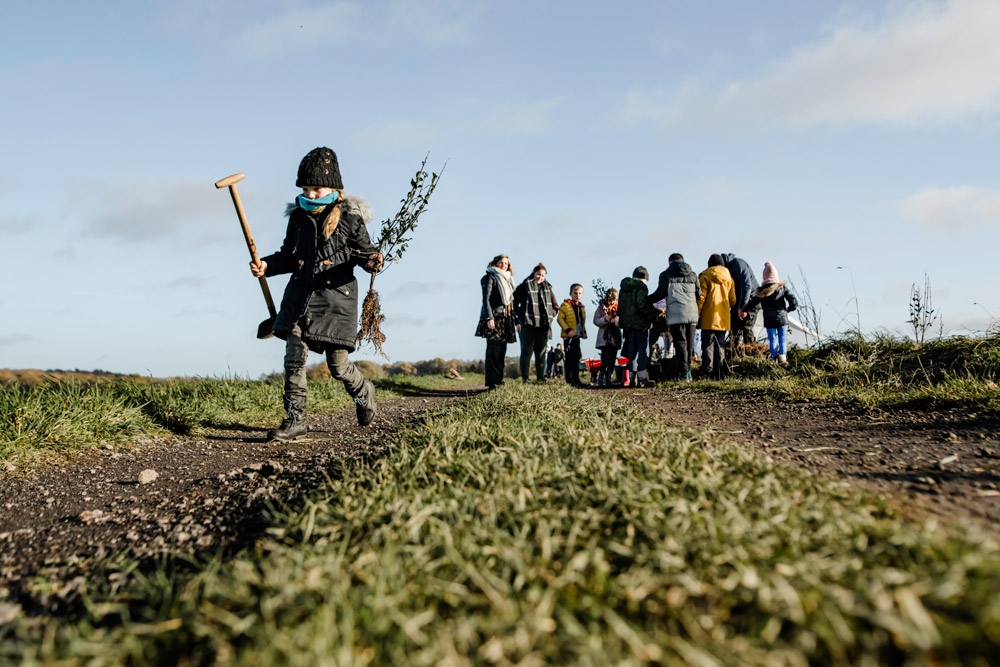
486, 266, 515, 306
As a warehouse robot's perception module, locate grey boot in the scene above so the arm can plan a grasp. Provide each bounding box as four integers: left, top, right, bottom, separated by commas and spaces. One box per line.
268, 399, 307, 441
355, 380, 376, 427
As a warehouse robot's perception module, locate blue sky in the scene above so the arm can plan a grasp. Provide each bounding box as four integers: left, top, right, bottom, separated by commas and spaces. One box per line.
2, 0, 999, 377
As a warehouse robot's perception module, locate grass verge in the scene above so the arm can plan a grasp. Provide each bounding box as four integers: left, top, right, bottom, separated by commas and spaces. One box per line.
3, 383, 998, 664
0, 373, 482, 467
695, 333, 1000, 414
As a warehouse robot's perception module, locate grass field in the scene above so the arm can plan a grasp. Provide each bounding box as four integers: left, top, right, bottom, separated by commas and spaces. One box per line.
0, 373, 482, 467
3, 382, 998, 665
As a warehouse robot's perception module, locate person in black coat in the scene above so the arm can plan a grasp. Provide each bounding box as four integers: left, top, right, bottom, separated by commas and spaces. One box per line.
475, 254, 518, 389
252, 147, 382, 440
740, 261, 798, 363
722, 252, 759, 348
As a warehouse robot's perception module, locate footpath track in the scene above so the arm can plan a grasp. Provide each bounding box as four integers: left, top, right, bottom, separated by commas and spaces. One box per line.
0, 385, 476, 612
616, 386, 1000, 533
4, 380, 998, 617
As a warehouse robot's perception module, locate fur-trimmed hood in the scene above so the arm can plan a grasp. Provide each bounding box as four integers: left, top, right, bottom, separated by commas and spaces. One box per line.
284, 193, 374, 223
754, 281, 786, 298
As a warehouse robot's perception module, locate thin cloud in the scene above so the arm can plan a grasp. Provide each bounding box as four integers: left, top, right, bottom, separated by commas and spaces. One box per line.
235, 2, 362, 59
229, 0, 484, 59
88, 181, 232, 243
618, 0, 1000, 129
470, 97, 565, 137
0, 212, 39, 234
349, 97, 565, 150
386, 0, 487, 46
0, 334, 32, 347
901, 186, 1000, 229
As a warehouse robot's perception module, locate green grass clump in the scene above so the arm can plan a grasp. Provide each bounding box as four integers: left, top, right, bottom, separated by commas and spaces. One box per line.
712, 333, 1000, 413
5, 384, 998, 664
0, 373, 482, 467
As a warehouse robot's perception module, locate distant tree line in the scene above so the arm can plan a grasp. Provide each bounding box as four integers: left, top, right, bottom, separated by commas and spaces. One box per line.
1, 359, 492, 386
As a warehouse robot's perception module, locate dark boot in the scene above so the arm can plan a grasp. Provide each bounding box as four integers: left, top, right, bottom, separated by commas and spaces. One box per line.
268, 399, 307, 441
355, 380, 376, 427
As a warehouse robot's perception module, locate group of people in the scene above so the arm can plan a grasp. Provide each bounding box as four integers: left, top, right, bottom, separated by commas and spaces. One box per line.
241, 143, 801, 444
476, 253, 798, 390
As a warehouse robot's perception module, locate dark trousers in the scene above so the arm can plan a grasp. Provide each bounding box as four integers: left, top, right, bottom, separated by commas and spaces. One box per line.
730, 307, 758, 347
284, 324, 365, 417
700, 329, 726, 379
669, 323, 696, 375
485, 340, 507, 388
598, 346, 618, 384
564, 337, 582, 385
519, 326, 548, 381
623, 329, 649, 376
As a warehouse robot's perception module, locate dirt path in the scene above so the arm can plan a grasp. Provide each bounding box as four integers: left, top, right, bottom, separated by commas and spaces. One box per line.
616, 386, 1000, 533
0, 386, 477, 613
5, 381, 999, 616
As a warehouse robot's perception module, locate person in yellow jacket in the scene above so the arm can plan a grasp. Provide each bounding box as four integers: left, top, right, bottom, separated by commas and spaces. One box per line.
557, 284, 588, 386
696, 254, 736, 379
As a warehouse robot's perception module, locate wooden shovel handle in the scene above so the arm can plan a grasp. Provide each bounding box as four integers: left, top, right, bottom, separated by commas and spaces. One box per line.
218, 176, 277, 318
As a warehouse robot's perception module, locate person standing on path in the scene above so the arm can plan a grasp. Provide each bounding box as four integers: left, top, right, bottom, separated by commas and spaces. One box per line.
648, 253, 700, 382
741, 261, 798, 363
251, 147, 382, 440
557, 283, 588, 387
696, 254, 736, 380
592, 287, 622, 387
721, 252, 760, 350
513, 263, 559, 383
618, 266, 660, 387
475, 254, 518, 389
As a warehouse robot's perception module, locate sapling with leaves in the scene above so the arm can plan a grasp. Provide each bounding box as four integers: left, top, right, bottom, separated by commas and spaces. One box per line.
356, 155, 444, 357
591, 278, 612, 308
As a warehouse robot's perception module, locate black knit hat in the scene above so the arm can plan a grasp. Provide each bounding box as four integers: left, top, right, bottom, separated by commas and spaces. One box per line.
296, 147, 343, 189
632, 266, 649, 280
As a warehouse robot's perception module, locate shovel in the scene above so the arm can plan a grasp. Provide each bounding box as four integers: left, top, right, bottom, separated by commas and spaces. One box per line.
214, 173, 276, 339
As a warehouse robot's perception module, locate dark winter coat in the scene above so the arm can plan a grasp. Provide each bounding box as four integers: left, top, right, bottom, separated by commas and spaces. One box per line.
480, 272, 513, 321
744, 282, 798, 329
513, 278, 558, 334
721, 253, 759, 311
648, 260, 701, 325
261, 196, 377, 352
617, 277, 659, 332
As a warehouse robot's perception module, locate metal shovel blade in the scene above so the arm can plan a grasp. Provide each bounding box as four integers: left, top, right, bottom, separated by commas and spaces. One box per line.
257, 317, 276, 340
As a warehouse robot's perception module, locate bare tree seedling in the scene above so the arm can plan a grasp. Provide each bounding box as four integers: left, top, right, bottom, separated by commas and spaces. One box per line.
909, 273, 937, 346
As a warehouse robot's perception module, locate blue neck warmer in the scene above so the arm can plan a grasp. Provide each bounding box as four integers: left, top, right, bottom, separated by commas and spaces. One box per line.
297, 191, 340, 212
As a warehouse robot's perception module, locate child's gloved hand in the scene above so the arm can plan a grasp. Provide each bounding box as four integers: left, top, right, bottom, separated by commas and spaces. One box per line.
365, 252, 383, 272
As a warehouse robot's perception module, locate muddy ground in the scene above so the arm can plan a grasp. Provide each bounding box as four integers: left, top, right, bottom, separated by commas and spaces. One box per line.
618, 387, 1000, 533
0, 386, 476, 615
2, 380, 999, 617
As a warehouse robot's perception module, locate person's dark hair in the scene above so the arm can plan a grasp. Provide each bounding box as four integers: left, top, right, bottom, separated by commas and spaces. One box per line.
569, 283, 582, 292
632, 266, 649, 280
532, 262, 547, 275
489, 254, 513, 275
668, 253, 683, 262
708, 254, 725, 267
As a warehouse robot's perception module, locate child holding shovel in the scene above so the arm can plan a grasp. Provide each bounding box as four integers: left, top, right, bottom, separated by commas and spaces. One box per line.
250, 147, 382, 440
